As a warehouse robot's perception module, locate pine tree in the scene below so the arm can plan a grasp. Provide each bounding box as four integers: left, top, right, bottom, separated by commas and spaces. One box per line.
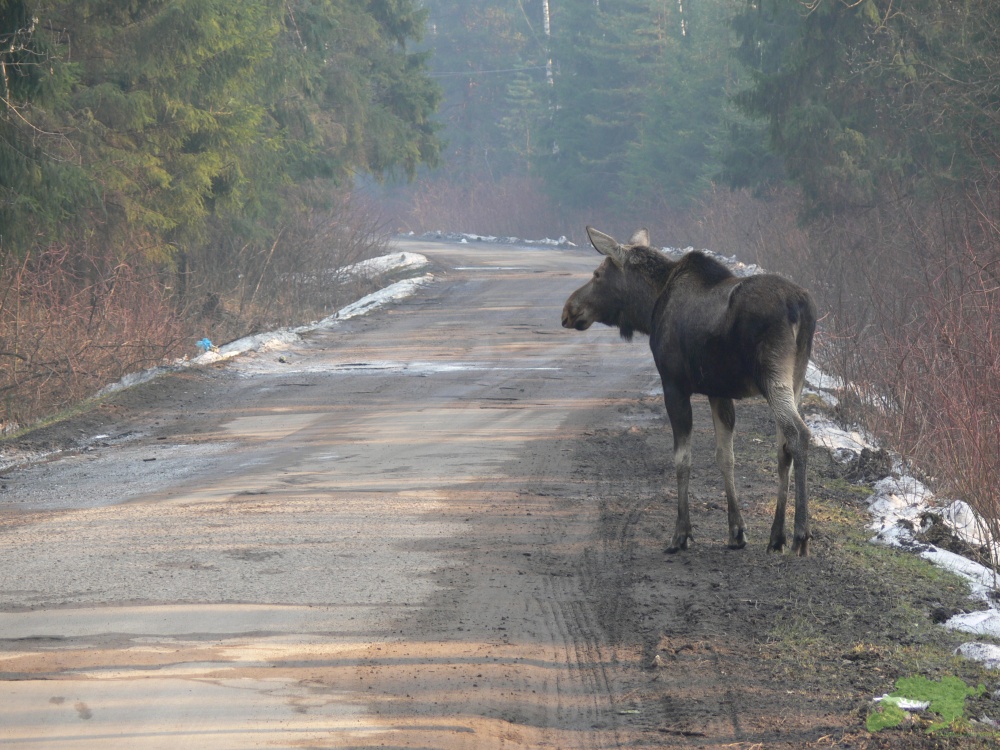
623, 0, 742, 210
0, 1, 87, 254
419, 0, 548, 182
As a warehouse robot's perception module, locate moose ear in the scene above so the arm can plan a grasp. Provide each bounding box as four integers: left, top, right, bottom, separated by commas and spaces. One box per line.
586, 226, 626, 267
627, 228, 650, 247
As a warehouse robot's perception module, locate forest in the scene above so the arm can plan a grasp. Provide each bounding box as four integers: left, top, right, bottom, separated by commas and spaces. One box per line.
2, 1, 998, 548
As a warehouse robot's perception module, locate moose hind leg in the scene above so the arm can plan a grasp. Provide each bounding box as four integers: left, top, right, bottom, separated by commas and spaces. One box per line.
769, 428, 791, 553
710, 397, 746, 549
790, 416, 811, 556
768, 388, 811, 556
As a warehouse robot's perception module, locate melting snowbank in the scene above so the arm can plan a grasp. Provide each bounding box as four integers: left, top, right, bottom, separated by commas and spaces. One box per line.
413, 230, 573, 247
100, 252, 432, 395
805, 375, 1000, 668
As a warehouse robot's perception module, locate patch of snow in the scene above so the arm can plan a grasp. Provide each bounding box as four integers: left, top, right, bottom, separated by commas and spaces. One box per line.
97, 252, 432, 397
191, 329, 305, 366
807, 361, 844, 391
874, 694, 931, 712
956, 642, 1000, 670
805, 415, 872, 463
414, 230, 574, 247
947, 610, 1000, 638
941, 500, 994, 551
337, 251, 429, 278
321, 274, 432, 323
868, 476, 935, 532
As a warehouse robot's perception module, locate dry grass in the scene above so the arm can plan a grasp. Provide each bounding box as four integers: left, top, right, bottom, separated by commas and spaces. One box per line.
0, 244, 187, 431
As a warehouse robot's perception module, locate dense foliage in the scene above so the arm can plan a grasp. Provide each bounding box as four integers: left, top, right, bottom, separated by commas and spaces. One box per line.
0, 0, 441, 259
726, 0, 1000, 216
0, 0, 441, 426
538, 0, 738, 212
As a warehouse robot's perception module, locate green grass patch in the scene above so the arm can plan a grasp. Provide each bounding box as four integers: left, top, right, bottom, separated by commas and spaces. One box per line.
867, 675, 986, 732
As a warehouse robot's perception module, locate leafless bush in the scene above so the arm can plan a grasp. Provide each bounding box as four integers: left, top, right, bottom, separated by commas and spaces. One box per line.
0, 186, 396, 429
842, 223, 1000, 563
187, 185, 393, 343
0, 245, 187, 429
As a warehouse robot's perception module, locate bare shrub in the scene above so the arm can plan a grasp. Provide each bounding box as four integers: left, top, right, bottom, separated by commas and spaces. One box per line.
844, 228, 1000, 565
0, 245, 187, 429
0, 186, 397, 428
187, 185, 394, 344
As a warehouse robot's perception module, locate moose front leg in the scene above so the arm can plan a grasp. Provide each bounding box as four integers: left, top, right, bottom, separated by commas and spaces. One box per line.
664, 390, 694, 553
710, 397, 747, 549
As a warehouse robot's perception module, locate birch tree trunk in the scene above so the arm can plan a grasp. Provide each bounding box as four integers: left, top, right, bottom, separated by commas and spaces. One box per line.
542, 0, 553, 86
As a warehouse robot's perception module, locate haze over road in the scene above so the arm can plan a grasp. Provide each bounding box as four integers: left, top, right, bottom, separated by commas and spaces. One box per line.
0, 239, 659, 748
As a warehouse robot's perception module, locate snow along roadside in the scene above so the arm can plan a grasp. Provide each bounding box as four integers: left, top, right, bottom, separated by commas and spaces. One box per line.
99, 251, 432, 395
804, 368, 1000, 670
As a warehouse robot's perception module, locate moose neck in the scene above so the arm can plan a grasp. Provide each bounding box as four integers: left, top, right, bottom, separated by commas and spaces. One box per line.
618, 247, 676, 339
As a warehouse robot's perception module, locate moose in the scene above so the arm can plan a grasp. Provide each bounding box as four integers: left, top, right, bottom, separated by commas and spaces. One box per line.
562, 227, 817, 555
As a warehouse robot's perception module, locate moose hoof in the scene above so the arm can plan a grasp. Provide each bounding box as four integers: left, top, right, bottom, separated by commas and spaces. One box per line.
791, 535, 810, 557
728, 528, 748, 550
665, 533, 692, 554
766, 534, 787, 553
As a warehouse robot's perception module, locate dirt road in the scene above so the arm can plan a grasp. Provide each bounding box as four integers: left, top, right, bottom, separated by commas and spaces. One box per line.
0, 239, 991, 748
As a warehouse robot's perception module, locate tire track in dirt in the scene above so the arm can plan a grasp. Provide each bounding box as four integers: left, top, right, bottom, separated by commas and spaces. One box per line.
564, 391, 808, 745
338, 377, 641, 748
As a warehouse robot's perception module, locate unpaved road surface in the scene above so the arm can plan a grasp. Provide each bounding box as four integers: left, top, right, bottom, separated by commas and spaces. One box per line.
0, 239, 991, 749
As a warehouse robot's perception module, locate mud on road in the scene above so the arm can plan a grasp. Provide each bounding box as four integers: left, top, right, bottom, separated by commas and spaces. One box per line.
0, 240, 996, 749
